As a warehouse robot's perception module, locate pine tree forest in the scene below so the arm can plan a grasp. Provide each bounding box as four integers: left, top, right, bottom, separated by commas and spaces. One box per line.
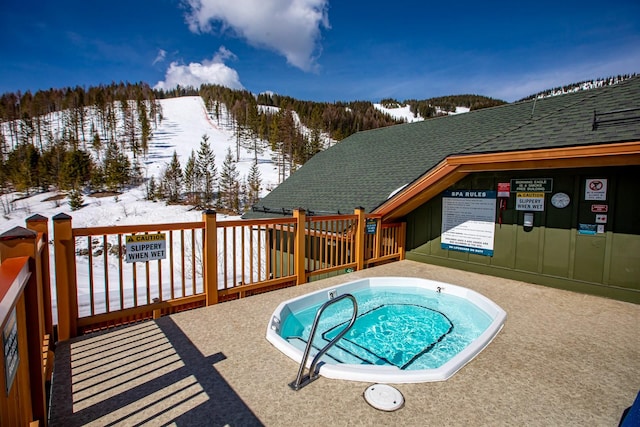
1, 79, 527, 214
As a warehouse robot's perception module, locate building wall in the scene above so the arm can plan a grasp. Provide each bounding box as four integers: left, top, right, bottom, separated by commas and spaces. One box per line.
405, 166, 640, 303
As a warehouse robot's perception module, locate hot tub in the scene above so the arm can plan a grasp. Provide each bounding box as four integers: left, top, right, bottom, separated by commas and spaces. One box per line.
266, 276, 506, 383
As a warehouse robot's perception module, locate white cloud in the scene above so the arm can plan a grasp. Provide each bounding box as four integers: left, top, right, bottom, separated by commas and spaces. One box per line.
183, 0, 330, 71
154, 47, 244, 90
153, 49, 167, 65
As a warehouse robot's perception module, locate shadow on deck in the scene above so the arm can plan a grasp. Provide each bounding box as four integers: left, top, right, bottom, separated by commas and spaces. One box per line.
50, 318, 262, 426
49, 260, 640, 426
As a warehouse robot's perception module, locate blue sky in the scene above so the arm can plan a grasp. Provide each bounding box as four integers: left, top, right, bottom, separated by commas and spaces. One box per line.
1, 0, 639, 102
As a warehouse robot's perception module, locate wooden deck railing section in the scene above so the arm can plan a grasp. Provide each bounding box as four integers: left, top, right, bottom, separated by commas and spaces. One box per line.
52, 208, 405, 340
0, 209, 403, 423
0, 216, 54, 427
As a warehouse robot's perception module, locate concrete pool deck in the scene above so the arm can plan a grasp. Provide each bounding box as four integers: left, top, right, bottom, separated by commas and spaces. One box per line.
49, 260, 640, 426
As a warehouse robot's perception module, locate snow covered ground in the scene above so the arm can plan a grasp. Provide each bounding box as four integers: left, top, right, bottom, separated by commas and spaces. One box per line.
373, 103, 470, 123
373, 103, 423, 123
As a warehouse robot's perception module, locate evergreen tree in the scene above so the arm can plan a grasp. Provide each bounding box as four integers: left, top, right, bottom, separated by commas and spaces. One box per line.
146, 176, 158, 201
162, 151, 182, 203
247, 160, 261, 208
219, 147, 240, 212
130, 158, 144, 186
91, 127, 102, 161
60, 149, 92, 190
38, 139, 67, 190
68, 187, 84, 211
103, 140, 131, 191
196, 135, 217, 206
6, 143, 40, 193
183, 150, 198, 205
137, 98, 151, 156
90, 166, 105, 192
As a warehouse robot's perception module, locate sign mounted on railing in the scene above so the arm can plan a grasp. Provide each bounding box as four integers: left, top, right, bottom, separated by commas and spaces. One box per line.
365, 218, 378, 234
125, 233, 167, 263
3, 307, 19, 394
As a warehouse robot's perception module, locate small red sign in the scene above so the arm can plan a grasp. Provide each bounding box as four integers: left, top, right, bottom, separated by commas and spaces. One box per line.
591, 204, 608, 213
497, 182, 510, 197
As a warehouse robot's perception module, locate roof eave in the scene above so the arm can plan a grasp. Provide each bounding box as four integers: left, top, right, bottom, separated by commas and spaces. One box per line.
375, 141, 640, 222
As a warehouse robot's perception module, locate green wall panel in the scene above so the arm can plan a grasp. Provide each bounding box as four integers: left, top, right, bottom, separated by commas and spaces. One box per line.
573, 235, 606, 282
490, 224, 516, 269
514, 227, 541, 272
404, 166, 640, 303
609, 233, 640, 288
448, 250, 469, 262
542, 228, 571, 277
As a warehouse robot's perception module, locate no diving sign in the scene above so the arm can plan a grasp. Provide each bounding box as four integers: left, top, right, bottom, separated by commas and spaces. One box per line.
125, 233, 167, 263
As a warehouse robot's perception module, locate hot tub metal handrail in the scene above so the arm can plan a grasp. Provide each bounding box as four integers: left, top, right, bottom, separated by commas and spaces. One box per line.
289, 293, 358, 391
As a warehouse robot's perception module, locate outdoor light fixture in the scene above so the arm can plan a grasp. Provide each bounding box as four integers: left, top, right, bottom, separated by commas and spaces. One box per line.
523, 212, 534, 232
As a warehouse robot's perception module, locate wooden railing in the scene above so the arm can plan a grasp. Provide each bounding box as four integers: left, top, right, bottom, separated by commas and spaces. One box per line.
0, 216, 54, 426
50, 208, 405, 340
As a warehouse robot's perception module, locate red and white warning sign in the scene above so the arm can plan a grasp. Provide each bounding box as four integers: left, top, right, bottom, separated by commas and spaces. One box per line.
497, 182, 510, 198
595, 214, 607, 224
585, 178, 607, 201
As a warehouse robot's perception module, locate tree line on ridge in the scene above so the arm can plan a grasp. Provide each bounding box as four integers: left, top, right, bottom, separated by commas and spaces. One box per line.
0, 80, 513, 214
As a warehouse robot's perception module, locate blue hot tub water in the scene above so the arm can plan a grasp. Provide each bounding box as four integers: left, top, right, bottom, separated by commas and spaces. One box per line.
279, 286, 493, 371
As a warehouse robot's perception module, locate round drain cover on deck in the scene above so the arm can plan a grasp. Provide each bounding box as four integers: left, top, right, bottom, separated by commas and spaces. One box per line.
364, 384, 404, 411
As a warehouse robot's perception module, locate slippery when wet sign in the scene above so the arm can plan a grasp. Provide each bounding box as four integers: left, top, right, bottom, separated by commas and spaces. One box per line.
125, 233, 167, 263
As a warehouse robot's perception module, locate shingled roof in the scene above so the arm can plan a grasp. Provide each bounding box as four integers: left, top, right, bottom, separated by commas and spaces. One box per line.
244, 77, 640, 219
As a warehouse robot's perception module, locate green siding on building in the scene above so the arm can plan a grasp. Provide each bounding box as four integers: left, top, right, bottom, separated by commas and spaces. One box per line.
405, 167, 640, 303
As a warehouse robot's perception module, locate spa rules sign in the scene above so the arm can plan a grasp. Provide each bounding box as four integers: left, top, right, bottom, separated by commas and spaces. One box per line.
441, 190, 496, 256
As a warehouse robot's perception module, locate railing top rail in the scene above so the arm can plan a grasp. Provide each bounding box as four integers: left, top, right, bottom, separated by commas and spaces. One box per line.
306, 214, 358, 222
218, 217, 298, 228
380, 222, 403, 228
69, 214, 397, 237
0, 256, 30, 325
73, 221, 205, 236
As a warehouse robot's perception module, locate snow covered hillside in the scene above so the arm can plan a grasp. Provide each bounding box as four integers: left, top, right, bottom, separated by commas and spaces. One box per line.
373, 103, 470, 123
1, 96, 285, 320
2, 96, 281, 232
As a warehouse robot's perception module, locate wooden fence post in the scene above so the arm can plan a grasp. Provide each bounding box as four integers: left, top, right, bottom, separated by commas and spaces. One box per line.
0, 226, 47, 426
374, 216, 382, 260
399, 222, 407, 260
53, 213, 78, 341
354, 208, 366, 271
25, 214, 53, 339
293, 209, 307, 285
0, 257, 33, 426
203, 210, 218, 305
